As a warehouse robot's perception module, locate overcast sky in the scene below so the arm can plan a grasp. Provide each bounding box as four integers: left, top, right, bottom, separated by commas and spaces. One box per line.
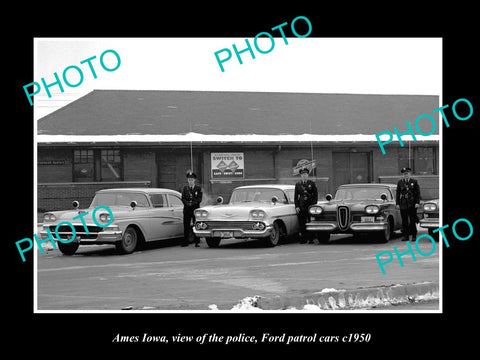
33, 38, 442, 121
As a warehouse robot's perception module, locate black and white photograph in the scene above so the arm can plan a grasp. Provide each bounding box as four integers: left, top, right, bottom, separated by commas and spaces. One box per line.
33, 37, 441, 312
6, 7, 479, 355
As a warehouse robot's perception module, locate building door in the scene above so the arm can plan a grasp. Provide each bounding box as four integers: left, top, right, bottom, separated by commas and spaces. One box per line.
157, 149, 202, 192
332, 152, 371, 190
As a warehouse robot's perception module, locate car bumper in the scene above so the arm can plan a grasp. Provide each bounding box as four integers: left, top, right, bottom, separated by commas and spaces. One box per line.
306, 221, 387, 233
193, 225, 273, 238
419, 219, 439, 229
39, 224, 123, 244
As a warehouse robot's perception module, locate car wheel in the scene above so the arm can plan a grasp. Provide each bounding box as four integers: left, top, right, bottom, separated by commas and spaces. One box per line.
316, 232, 331, 244
265, 222, 280, 247
206, 237, 221, 248
377, 220, 392, 243
116, 226, 138, 254
58, 241, 79, 255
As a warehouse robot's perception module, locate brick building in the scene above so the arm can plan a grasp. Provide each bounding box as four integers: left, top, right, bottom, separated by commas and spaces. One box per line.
37, 90, 440, 211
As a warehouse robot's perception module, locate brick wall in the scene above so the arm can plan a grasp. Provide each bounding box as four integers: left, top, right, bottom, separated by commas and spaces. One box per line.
37, 181, 151, 212
378, 175, 439, 200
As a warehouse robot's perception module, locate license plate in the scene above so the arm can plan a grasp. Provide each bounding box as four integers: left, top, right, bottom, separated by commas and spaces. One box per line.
215, 231, 233, 238
361, 216, 375, 223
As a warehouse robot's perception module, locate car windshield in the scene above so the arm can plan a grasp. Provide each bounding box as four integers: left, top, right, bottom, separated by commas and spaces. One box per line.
230, 188, 289, 204
334, 187, 390, 201
90, 192, 150, 207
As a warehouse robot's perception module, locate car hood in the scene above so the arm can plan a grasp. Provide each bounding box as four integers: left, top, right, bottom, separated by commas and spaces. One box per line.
318, 199, 389, 212
199, 202, 280, 220
44, 206, 139, 223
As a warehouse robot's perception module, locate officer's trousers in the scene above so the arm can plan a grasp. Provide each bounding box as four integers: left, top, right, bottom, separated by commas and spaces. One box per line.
297, 208, 312, 241
183, 208, 199, 246
400, 207, 418, 238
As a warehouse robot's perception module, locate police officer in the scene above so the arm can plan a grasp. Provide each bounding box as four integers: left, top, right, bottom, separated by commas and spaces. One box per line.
294, 167, 318, 244
181, 171, 203, 247
396, 167, 421, 241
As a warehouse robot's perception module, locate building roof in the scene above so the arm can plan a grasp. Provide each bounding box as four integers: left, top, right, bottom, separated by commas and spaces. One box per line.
37, 90, 440, 139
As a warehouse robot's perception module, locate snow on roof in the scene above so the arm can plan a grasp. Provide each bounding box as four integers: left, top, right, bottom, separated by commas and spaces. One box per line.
37, 133, 440, 144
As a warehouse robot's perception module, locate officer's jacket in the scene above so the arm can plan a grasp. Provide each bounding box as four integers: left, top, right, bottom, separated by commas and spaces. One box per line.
396, 178, 420, 209
294, 180, 318, 208
181, 185, 203, 210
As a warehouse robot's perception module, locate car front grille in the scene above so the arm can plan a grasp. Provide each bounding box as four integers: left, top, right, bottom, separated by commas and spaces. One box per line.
337, 206, 350, 230
49, 225, 103, 239
203, 221, 258, 230
313, 214, 337, 221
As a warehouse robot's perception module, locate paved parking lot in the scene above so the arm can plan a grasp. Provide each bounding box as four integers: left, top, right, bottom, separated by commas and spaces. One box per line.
36, 229, 440, 311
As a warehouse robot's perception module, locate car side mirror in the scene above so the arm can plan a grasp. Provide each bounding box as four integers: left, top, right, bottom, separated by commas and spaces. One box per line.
216, 196, 224, 205
271, 196, 279, 204
380, 193, 387, 201
325, 194, 332, 201
72, 200, 80, 209
130, 200, 137, 209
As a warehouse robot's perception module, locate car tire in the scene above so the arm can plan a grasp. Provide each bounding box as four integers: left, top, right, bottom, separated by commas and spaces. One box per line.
58, 241, 79, 255
115, 226, 138, 254
206, 237, 221, 248
316, 232, 331, 244
265, 222, 280, 247
377, 219, 392, 243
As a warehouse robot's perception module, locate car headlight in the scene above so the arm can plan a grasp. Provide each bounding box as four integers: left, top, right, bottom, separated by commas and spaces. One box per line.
195, 209, 208, 219
253, 222, 266, 230
250, 210, 266, 219
99, 213, 111, 223
43, 213, 56, 222
365, 205, 380, 214
309, 206, 323, 215
195, 222, 208, 230
423, 203, 437, 212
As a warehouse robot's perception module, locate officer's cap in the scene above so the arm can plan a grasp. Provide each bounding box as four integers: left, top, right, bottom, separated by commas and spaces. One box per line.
299, 167, 310, 174
186, 171, 197, 179
401, 167, 412, 173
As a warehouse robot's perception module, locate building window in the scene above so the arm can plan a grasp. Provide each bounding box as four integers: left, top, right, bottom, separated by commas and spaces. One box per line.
73, 150, 94, 182
398, 146, 437, 175
100, 150, 122, 182
73, 149, 123, 182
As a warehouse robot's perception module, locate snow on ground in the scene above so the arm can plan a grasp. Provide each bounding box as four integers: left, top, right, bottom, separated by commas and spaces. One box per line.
209, 286, 440, 311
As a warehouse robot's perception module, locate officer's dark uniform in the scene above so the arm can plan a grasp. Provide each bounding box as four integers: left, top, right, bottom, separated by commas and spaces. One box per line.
294, 168, 318, 243
396, 167, 421, 241
181, 172, 203, 247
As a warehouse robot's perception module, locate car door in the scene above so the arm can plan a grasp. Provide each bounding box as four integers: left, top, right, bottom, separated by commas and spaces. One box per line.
389, 188, 402, 229
166, 194, 185, 238
149, 193, 177, 240
283, 189, 299, 234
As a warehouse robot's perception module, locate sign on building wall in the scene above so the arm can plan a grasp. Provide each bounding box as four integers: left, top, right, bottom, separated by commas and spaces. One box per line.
211, 152, 244, 178
292, 159, 316, 175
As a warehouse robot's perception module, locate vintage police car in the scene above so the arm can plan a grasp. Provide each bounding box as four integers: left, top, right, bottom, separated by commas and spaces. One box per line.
419, 199, 439, 239
193, 184, 298, 247
40, 188, 184, 255
306, 183, 402, 243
